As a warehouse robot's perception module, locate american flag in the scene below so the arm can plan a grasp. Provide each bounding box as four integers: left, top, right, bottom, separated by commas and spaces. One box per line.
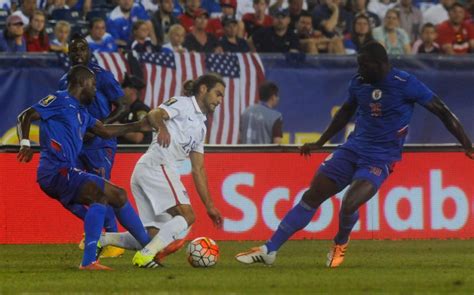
57, 52, 129, 83
58, 52, 265, 144
139, 52, 265, 144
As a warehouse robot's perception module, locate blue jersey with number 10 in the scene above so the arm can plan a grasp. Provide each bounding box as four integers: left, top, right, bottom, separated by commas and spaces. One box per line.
342, 68, 434, 163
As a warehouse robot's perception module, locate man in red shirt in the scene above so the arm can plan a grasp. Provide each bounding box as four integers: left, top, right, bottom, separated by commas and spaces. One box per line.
178, 0, 202, 33
436, 2, 474, 54
242, 0, 273, 37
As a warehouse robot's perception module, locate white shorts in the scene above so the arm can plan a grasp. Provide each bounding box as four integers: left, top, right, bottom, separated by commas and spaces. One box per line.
131, 162, 190, 228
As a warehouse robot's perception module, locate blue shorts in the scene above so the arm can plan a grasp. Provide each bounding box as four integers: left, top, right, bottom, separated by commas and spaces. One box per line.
77, 147, 116, 180
318, 148, 394, 190
37, 167, 105, 206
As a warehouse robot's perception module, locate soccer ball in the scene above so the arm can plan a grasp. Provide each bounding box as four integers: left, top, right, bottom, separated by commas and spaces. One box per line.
186, 237, 219, 267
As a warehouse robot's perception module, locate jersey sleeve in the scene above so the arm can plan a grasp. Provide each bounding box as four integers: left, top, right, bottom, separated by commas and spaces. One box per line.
58, 74, 68, 90
85, 111, 99, 129
158, 97, 188, 119
97, 70, 125, 103
31, 94, 63, 120
405, 75, 434, 106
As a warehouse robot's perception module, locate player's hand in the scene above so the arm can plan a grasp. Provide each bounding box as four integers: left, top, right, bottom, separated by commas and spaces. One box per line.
299, 142, 323, 158
139, 117, 153, 132
206, 206, 223, 229
17, 146, 34, 163
157, 127, 171, 148
83, 131, 95, 142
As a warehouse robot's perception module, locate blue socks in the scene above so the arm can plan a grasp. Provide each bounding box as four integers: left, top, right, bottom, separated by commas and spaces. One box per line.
82, 203, 106, 266
66, 204, 118, 232
334, 210, 359, 245
114, 201, 150, 247
104, 206, 118, 232
265, 201, 317, 252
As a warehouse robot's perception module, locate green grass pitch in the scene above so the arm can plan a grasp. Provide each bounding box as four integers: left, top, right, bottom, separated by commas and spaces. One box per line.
1, 240, 474, 294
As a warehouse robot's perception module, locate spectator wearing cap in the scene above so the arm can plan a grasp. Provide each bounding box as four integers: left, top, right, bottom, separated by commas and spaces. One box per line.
151, 0, 180, 46
107, 0, 156, 48
0, 14, 26, 52
249, 8, 300, 52
219, 16, 250, 52
242, 0, 273, 38
24, 10, 49, 52
162, 23, 188, 52
436, 3, 474, 55
11, 0, 36, 26
117, 74, 152, 145
178, 0, 202, 33
86, 18, 117, 53
130, 20, 161, 53
207, 0, 245, 38
313, 0, 353, 38
183, 8, 223, 53
50, 20, 71, 53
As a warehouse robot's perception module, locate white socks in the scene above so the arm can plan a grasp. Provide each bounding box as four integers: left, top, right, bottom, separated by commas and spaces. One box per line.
100, 232, 143, 250
140, 215, 188, 256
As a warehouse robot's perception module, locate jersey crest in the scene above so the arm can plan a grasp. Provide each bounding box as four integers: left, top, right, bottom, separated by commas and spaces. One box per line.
164, 97, 178, 106
39, 95, 57, 106
372, 89, 382, 101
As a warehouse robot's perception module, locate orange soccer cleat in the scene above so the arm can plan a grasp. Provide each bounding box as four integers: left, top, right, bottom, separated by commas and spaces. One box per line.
326, 242, 349, 268
154, 239, 186, 264
79, 261, 113, 271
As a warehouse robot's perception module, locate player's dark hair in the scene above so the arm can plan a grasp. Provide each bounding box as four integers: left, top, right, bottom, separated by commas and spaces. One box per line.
182, 79, 194, 96
359, 41, 388, 63
67, 65, 95, 87
192, 73, 226, 96
259, 81, 279, 102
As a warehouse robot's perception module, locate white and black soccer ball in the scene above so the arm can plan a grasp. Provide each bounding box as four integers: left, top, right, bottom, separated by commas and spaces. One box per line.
186, 237, 219, 267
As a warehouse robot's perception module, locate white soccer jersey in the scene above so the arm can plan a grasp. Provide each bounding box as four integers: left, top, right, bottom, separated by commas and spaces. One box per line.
137, 95, 207, 169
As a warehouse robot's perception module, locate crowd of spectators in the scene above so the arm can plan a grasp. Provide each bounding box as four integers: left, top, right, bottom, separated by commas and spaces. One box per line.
0, 0, 473, 55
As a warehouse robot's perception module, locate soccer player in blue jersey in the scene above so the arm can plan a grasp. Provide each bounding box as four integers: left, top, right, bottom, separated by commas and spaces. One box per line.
59, 35, 129, 258
235, 41, 473, 267
17, 65, 152, 270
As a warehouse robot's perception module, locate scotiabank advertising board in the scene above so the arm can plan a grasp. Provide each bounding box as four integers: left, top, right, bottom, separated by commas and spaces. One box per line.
0, 151, 473, 244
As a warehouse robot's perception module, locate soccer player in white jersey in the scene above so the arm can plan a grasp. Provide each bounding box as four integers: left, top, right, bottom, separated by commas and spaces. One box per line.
97, 73, 225, 268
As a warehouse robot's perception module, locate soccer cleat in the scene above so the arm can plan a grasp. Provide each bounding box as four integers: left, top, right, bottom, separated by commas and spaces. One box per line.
326, 242, 349, 268
79, 261, 112, 270
99, 246, 125, 258
132, 251, 163, 268
235, 245, 276, 265
154, 239, 186, 264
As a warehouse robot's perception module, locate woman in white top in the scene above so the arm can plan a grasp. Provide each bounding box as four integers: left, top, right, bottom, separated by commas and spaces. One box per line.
372, 8, 411, 54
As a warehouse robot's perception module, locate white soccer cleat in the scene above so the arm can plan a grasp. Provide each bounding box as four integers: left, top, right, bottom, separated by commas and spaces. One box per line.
235, 245, 276, 265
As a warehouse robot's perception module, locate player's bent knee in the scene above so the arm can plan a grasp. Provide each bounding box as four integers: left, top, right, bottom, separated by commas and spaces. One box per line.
108, 187, 128, 208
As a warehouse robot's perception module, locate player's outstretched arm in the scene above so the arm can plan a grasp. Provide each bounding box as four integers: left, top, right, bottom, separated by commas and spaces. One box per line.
423, 96, 473, 159
16, 107, 41, 163
103, 96, 130, 124
89, 117, 150, 139
147, 108, 172, 148
189, 151, 223, 228
300, 100, 357, 156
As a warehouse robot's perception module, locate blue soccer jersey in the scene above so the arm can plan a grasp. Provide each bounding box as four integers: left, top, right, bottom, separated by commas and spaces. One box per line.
59, 62, 124, 150
106, 3, 150, 42
32, 91, 98, 175
342, 68, 434, 162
